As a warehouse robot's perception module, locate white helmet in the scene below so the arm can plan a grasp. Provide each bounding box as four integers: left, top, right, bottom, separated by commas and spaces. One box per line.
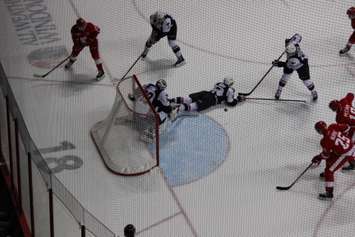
285, 43, 296, 54
156, 79, 167, 90
223, 76, 234, 86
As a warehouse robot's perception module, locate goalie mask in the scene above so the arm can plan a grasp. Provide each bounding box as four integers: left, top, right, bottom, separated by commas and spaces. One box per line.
223, 76, 234, 87
156, 79, 167, 90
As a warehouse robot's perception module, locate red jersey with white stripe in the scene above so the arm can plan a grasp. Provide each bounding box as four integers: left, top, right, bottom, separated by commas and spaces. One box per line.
320, 123, 352, 158
335, 93, 355, 128
71, 22, 100, 45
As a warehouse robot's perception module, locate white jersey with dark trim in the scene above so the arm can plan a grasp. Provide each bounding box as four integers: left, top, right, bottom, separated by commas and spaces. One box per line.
211, 82, 236, 104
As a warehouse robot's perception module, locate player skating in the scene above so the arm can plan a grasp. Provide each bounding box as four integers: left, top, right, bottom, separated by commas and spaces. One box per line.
329, 93, 355, 170
311, 121, 355, 200
339, 7, 355, 55
170, 77, 245, 113
141, 11, 185, 67
272, 34, 318, 101
65, 18, 105, 81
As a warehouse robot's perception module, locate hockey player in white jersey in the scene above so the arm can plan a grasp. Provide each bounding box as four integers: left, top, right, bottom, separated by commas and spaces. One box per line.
272, 34, 318, 101
133, 79, 177, 142
134, 79, 176, 124
141, 11, 185, 67
170, 77, 245, 114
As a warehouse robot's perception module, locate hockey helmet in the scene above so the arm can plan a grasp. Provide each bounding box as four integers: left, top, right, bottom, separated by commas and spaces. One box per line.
223, 76, 235, 87
328, 100, 340, 112
76, 18, 86, 26
347, 7, 355, 17
150, 11, 165, 26
156, 79, 167, 90
76, 18, 86, 31
285, 43, 296, 54
315, 121, 327, 135
124, 224, 136, 237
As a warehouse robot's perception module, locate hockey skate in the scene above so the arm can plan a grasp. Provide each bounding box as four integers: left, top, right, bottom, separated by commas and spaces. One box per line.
339, 46, 350, 55
96, 70, 105, 81
174, 56, 186, 67
311, 90, 318, 101
318, 192, 333, 201
64, 59, 75, 70
319, 172, 325, 179
342, 163, 355, 171
274, 88, 282, 100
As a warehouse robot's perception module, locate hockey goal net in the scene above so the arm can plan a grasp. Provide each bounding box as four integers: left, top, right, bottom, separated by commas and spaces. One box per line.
90, 74, 160, 176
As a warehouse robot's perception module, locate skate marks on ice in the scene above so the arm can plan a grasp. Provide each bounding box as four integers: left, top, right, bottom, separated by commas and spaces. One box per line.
313, 178, 355, 237
132, 0, 353, 68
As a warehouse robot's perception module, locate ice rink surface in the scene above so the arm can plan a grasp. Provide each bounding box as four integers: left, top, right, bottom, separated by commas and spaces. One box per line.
1, 0, 355, 236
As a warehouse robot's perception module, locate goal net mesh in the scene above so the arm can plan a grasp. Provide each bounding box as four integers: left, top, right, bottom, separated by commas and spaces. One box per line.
90, 75, 159, 176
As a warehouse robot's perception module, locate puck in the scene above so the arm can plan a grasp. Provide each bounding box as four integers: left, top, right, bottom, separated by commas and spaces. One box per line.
224, 108, 228, 112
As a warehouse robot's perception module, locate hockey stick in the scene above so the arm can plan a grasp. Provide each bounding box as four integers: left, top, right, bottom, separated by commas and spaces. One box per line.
33, 55, 71, 78
119, 55, 142, 81
245, 97, 306, 103
276, 163, 313, 190
239, 34, 297, 97
238, 52, 285, 96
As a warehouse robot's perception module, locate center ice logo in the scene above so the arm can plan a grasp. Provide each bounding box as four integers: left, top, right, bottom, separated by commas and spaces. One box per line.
28, 46, 69, 69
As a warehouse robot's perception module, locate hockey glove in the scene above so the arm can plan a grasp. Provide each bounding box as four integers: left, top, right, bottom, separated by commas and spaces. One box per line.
272, 60, 286, 67
237, 95, 246, 102
311, 155, 322, 167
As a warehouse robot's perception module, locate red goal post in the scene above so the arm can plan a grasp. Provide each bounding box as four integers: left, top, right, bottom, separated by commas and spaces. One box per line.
90, 74, 160, 176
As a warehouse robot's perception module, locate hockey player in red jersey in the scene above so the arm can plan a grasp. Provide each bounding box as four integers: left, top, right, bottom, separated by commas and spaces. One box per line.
329, 92, 355, 170
311, 121, 355, 200
339, 7, 355, 55
65, 18, 105, 81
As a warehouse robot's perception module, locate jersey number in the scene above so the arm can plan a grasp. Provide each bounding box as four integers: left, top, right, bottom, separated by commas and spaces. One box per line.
335, 132, 350, 150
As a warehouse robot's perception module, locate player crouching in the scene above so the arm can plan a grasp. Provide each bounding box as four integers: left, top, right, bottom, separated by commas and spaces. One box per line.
131, 79, 179, 143
170, 77, 245, 116
311, 121, 355, 200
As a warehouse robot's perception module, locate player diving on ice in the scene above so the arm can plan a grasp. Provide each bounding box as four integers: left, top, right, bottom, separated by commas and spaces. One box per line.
170, 77, 245, 115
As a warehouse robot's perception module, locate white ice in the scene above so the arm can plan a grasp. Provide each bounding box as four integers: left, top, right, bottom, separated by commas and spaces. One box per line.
0, 0, 355, 236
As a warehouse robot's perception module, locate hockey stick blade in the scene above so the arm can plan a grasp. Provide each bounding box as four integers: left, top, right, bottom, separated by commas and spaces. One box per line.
276, 186, 291, 191
275, 163, 313, 191
33, 73, 46, 78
